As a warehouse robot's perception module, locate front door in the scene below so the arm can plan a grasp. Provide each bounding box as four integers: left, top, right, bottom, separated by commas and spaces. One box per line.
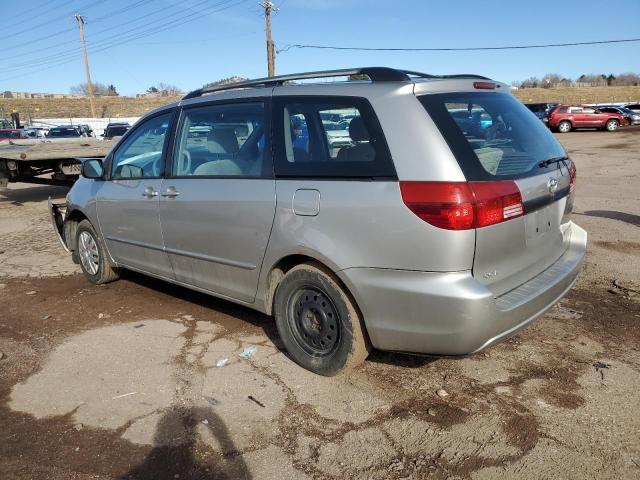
97, 111, 174, 277
159, 100, 276, 302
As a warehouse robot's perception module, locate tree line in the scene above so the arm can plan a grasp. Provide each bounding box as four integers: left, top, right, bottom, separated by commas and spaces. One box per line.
514, 73, 640, 89
69, 82, 181, 97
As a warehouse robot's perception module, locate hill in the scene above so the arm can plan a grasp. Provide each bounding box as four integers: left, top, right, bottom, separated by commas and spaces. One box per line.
1, 86, 639, 120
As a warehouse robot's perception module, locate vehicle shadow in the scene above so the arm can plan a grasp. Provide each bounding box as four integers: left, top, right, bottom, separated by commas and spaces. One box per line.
119, 406, 251, 480
575, 210, 640, 227
0, 184, 69, 204
119, 270, 282, 347
120, 270, 440, 370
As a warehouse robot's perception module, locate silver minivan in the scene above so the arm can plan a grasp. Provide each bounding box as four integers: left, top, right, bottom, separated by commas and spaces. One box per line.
50, 68, 587, 375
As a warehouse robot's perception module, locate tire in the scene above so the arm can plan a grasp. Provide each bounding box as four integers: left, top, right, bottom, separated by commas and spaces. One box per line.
605, 119, 620, 132
557, 121, 572, 133
75, 219, 120, 284
274, 262, 371, 376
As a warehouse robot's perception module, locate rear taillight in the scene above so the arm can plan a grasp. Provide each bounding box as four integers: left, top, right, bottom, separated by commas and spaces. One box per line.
400, 181, 524, 230
568, 161, 576, 193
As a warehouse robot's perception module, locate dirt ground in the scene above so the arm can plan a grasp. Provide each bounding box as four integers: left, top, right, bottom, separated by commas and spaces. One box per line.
1, 128, 639, 480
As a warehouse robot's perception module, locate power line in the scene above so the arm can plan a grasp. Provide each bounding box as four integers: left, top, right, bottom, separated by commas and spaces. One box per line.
277, 38, 640, 53
0, 0, 248, 82
1, 0, 240, 71
0, 0, 103, 42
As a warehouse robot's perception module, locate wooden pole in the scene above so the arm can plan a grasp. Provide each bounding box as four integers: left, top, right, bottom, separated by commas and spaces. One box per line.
263, 2, 275, 77
75, 15, 97, 118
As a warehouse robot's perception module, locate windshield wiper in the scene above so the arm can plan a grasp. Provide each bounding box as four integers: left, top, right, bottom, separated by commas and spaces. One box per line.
538, 155, 569, 168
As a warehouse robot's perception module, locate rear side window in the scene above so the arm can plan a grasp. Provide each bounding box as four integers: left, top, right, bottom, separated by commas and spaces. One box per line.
420, 92, 566, 180
273, 97, 395, 178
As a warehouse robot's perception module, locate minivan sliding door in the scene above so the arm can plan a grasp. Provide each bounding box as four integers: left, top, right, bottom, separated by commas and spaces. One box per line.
158, 100, 275, 303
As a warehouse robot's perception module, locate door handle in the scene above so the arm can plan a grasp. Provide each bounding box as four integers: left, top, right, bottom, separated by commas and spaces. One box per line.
161, 186, 180, 198
142, 187, 158, 198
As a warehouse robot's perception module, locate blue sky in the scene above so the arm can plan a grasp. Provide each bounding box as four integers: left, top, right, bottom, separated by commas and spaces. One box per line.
0, 0, 638, 96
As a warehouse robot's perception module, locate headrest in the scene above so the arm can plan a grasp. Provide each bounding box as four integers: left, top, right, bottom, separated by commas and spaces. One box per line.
348, 116, 370, 142
207, 128, 239, 154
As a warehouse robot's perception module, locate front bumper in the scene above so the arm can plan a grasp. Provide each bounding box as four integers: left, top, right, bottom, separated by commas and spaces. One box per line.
48, 197, 70, 253
339, 222, 587, 355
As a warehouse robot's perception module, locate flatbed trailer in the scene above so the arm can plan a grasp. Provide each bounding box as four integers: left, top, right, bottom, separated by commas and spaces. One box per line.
0, 138, 116, 189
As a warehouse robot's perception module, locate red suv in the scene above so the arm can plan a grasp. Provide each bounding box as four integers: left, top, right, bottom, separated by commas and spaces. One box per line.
547, 105, 627, 133
0, 129, 28, 141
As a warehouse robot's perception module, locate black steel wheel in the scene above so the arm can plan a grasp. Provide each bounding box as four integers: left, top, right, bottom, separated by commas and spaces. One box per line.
274, 262, 370, 376
288, 287, 340, 356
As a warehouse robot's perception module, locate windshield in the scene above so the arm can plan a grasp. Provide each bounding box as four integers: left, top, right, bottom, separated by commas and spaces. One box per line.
108, 127, 128, 136
420, 92, 566, 180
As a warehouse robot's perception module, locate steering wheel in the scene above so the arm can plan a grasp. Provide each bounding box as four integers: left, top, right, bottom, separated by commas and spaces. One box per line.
177, 150, 192, 176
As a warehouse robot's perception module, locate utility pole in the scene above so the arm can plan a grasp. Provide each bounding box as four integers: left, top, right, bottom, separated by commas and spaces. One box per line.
261, 1, 275, 77
75, 15, 97, 118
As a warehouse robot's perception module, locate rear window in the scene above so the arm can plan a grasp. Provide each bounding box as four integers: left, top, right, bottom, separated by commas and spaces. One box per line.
420, 92, 566, 180
48, 128, 80, 137
107, 127, 128, 136
0, 130, 21, 139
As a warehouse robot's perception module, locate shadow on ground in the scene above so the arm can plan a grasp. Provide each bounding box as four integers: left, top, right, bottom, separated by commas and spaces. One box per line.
576, 210, 640, 227
120, 406, 251, 480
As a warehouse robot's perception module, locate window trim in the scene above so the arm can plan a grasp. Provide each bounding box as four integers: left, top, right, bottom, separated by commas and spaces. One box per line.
105, 108, 177, 181
165, 97, 274, 180
272, 95, 397, 180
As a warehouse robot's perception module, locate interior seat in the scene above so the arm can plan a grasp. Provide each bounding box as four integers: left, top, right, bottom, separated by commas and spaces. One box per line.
337, 117, 375, 162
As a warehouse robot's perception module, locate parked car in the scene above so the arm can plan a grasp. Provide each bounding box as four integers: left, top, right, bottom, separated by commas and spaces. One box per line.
23, 127, 48, 138
525, 103, 558, 122
547, 104, 627, 132
47, 125, 83, 138
596, 105, 640, 125
102, 123, 131, 139
79, 124, 94, 137
624, 103, 640, 112
0, 129, 28, 141
49, 67, 586, 375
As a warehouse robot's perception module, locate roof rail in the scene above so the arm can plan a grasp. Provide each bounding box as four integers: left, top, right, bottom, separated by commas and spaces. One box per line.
182, 67, 492, 100
182, 67, 415, 100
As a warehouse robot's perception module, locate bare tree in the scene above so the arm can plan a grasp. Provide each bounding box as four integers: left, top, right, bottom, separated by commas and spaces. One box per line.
70, 82, 114, 96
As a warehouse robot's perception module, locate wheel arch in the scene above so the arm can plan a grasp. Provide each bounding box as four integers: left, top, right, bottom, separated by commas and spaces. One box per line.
64, 209, 89, 253
261, 254, 365, 325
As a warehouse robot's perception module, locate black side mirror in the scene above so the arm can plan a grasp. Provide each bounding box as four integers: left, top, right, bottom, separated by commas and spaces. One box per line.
81, 158, 104, 179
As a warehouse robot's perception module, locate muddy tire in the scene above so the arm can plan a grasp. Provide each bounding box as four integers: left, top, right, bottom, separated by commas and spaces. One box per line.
274, 262, 371, 376
76, 220, 120, 284
605, 119, 620, 132
557, 120, 572, 133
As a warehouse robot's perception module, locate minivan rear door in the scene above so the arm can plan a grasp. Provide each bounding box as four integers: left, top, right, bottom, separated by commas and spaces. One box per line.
419, 92, 575, 296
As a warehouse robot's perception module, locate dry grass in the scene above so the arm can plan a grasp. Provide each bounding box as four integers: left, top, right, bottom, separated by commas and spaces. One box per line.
512, 86, 640, 104
0, 96, 180, 120
1, 86, 639, 119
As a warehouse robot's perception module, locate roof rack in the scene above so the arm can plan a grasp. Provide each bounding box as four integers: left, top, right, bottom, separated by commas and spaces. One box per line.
182, 67, 491, 100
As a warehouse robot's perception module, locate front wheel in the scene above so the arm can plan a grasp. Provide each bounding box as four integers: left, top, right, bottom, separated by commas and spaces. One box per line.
605, 119, 620, 132
274, 263, 371, 376
557, 121, 572, 133
76, 219, 120, 284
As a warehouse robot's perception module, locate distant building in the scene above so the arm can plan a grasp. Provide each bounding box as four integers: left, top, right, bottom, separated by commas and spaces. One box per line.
2, 91, 83, 99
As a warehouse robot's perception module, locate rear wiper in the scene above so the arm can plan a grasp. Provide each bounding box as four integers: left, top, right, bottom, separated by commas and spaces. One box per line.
538, 155, 569, 168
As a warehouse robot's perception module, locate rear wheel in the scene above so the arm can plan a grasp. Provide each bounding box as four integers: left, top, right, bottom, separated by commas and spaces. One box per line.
605, 119, 620, 132
557, 121, 572, 133
76, 220, 120, 284
274, 263, 370, 376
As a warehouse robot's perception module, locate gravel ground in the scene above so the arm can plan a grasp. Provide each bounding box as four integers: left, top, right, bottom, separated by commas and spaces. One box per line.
0, 128, 639, 480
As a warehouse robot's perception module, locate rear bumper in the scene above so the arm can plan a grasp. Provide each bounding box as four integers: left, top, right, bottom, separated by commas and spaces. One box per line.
339, 222, 587, 355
